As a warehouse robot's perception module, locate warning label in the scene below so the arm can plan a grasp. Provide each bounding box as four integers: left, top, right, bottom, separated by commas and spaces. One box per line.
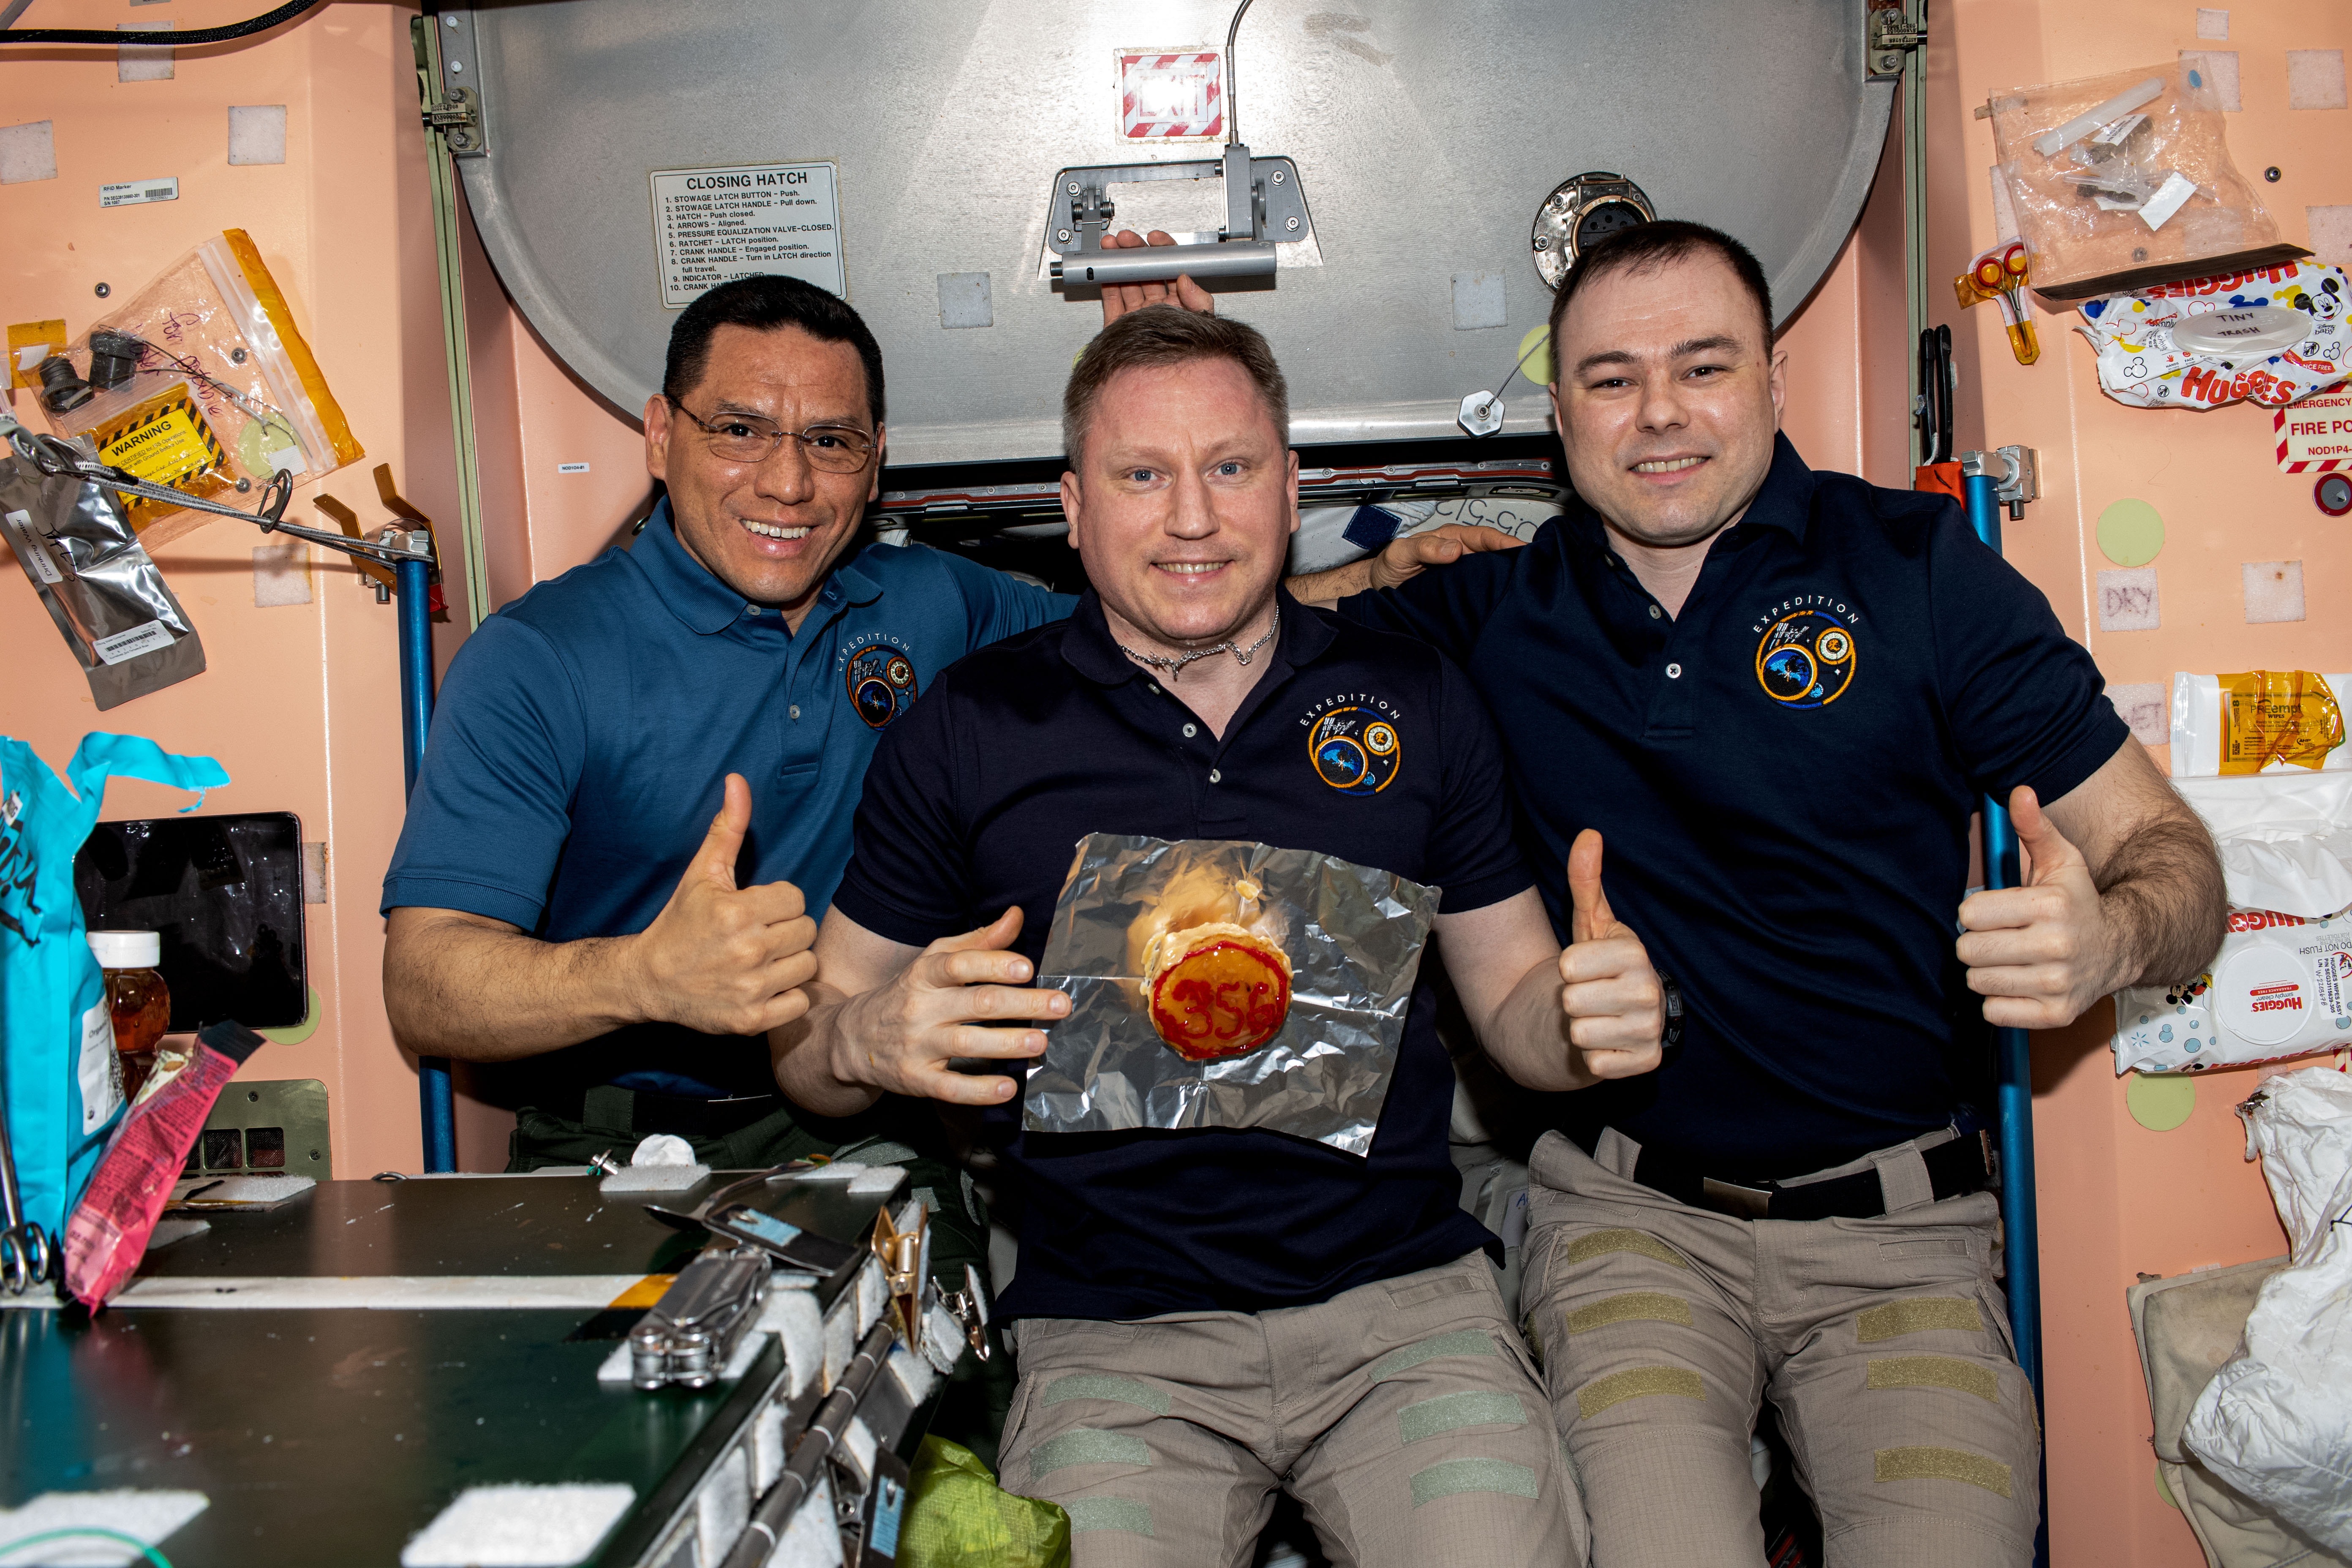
649, 162, 843, 308
2277, 389, 2352, 473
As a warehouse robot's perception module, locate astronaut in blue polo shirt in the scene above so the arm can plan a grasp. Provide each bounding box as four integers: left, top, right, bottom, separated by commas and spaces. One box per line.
1309, 223, 2230, 1565
772, 305, 1671, 1566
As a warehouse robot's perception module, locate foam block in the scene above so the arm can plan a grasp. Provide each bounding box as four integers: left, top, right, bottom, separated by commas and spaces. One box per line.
2288, 50, 2347, 112
117, 21, 174, 83
171, 1174, 315, 1208
227, 106, 288, 167
0, 121, 56, 185
2107, 682, 2169, 748
2309, 205, 2352, 270
2098, 566, 2161, 632
0, 1491, 208, 1566
598, 1162, 710, 1195
2243, 560, 2306, 623
252, 541, 312, 607
846, 1163, 905, 1198
2180, 50, 2242, 112
936, 272, 992, 329
1452, 271, 1506, 331
2196, 8, 2229, 39
400, 1484, 635, 1568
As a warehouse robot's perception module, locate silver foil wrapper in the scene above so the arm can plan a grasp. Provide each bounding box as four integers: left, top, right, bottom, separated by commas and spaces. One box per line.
1, 440, 204, 710
1026, 834, 1441, 1157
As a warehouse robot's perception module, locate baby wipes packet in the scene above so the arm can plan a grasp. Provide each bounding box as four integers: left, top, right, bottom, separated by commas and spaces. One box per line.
2115, 904, 2352, 1074
2075, 259, 2350, 412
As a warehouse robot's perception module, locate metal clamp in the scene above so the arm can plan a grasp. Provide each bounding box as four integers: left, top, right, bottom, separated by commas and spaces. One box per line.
628, 1247, 771, 1390
1043, 145, 1312, 291
1866, 3, 1927, 80
419, 10, 490, 157
1959, 445, 2039, 520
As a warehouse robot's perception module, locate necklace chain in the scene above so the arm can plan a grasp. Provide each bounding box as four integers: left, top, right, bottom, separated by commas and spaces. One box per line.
1116, 606, 1279, 680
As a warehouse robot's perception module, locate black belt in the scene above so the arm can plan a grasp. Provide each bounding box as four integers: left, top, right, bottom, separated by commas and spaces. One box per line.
1612, 1131, 1994, 1222
540, 1084, 783, 1140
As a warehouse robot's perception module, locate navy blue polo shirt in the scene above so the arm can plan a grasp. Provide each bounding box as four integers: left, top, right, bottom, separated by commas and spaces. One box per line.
830, 589, 1526, 1320
1340, 435, 2129, 1176
381, 501, 1073, 1101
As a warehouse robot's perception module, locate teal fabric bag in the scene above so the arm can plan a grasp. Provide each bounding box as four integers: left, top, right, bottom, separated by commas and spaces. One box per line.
0, 733, 229, 1241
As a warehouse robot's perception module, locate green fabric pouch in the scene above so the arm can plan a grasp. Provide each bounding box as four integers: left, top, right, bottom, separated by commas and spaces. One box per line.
898, 1436, 1070, 1568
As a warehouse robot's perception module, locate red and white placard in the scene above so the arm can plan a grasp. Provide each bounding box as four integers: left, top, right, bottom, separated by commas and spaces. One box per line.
1117, 48, 1225, 141
2277, 389, 2352, 473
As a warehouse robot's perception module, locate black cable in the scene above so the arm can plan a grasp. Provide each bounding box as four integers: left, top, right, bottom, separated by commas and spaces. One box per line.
0, 0, 322, 46
1224, 0, 1256, 144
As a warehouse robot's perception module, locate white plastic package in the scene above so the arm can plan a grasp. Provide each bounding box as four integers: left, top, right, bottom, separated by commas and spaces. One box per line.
2076, 259, 2351, 412
2182, 1065, 2352, 1555
2113, 774, 2352, 1075
2171, 671, 2347, 778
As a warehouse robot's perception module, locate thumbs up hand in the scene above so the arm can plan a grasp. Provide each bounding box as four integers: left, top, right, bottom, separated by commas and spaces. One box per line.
1956, 784, 2121, 1030
631, 773, 820, 1036
1559, 830, 1667, 1081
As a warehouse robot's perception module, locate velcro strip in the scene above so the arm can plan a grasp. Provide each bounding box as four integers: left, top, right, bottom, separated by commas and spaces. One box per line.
1566, 1291, 1694, 1335
1039, 1373, 1172, 1416
1027, 1428, 1150, 1479
1855, 1297, 1984, 1343
1873, 1445, 2014, 1497
1564, 1228, 1690, 1270
1368, 1329, 1498, 1384
1064, 1496, 1154, 1537
1576, 1366, 1705, 1419
1867, 1355, 2000, 1403
1398, 1391, 1527, 1443
1407, 1457, 1541, 1508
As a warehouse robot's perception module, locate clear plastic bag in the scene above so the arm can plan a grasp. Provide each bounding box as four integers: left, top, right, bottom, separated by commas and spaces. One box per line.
1990, 61, 2307, 300
33, 230, 361, 545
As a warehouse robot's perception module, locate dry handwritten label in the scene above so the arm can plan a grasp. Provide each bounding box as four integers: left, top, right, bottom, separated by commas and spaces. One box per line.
93, 385, 229, 526
2219, 670, 2344, 774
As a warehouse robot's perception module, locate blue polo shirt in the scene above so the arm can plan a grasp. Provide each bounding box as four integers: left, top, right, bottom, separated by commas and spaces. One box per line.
830, 590, 1526, 1320
1339, 435, 2129, 1176
381, 502, 1073, 1100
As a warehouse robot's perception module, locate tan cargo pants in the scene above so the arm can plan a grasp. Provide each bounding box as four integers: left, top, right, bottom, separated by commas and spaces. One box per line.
1522, 1130, 2041, 1568
999, 1250, 1585, 1567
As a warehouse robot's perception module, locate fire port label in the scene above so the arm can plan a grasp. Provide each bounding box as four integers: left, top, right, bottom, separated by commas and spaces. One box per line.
650, 162, 844, 308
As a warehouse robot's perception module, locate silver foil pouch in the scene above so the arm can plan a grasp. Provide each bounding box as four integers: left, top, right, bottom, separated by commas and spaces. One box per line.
1026, 834, 1441, 1157
1, 441, 205, 711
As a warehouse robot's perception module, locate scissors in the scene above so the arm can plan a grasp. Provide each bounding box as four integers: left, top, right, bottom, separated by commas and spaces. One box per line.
0, 1080, 55, 1294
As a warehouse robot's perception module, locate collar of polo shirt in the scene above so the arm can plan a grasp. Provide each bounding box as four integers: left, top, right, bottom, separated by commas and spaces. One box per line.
634, 498, 883, 634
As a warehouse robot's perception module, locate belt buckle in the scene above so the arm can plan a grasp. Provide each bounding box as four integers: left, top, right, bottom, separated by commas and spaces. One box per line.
1699, 1177, 1774, 1220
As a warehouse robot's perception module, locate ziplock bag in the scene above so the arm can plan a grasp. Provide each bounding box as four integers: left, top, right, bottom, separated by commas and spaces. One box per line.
0, 733, 228, 1247
1026, 835, 1439, 1156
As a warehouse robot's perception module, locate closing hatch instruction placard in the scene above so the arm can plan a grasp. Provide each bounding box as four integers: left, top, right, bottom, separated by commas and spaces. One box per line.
649, 162, 844, 308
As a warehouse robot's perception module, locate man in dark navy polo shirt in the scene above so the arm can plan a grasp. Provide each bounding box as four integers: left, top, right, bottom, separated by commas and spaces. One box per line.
1321, 222, 2227, 1565
772, 307, 1670, 1565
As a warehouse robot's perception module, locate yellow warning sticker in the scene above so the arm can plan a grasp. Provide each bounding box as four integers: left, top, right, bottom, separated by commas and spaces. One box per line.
2218, 670, 2344, 774
92, 386, 230, 527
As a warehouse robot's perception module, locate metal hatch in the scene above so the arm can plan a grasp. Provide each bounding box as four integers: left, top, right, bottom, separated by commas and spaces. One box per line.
440, 0, 1892, 466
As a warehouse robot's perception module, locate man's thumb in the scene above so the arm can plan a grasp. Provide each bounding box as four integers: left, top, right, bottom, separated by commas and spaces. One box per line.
2006, 784, 2083, 881
939, 905, 1026, 954
1567, 829, 1613, 943
696, 773, 753, 889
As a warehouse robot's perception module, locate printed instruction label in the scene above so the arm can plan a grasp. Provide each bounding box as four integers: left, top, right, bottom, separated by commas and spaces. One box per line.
80, 997, 124, 1134
99, 176, 180, 209
649, 162, 842, 308
3, 509, 63, 584
92, 619, 174, 666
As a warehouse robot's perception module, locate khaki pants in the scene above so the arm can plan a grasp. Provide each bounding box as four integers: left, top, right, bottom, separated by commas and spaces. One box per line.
999, 1250, 1585, 1567
1522, 1131, 2041, 1568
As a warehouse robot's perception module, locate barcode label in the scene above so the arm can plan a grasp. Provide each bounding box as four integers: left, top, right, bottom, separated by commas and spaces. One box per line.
99, 176, 180, 208
558, 462, 591, 474
4, 509, 63, 584
92, 619, 175, 665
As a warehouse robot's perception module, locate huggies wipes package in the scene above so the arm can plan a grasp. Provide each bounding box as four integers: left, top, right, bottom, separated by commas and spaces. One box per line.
2115, 774, 2352, 1074
2076, 259, 2351, 412
0, 735, 227, 1246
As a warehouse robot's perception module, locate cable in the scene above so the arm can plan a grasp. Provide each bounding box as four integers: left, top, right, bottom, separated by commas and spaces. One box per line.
1223, 0, 1256, 145
0, 1528, 174, 1568
0, 0, 320, 46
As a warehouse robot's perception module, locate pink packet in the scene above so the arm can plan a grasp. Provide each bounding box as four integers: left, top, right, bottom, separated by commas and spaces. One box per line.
64, 1020, 266, 1307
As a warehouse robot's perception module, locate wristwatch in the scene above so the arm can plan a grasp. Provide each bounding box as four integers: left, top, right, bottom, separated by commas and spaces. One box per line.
1658, 972, 1684, 1050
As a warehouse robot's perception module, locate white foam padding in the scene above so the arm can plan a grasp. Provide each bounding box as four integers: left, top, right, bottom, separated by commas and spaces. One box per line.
227, 105, 288, 166
252, 541, 312, 607
847, 1163, 906, 1198
768, 1286, 824, 1398
2096, 566, 2160, 632
2180, 49, 2242, 112
2311, 205, 2352, 270
595, 1340, 634, 1384
2197, 8, 2229, 39
2289, 50, 2348, 112
145, 1217, 211, 1251
885, 1342, 939, 1407
2106, 682, 2169, 749
823, 1294, 854, 1389
856, 1260, 886, 1337
117, 21, 174, 82
400, 1484, 635, 1567
170, 1174, 314, 1207
936, 271, 993, 329
0, 1491, 207, 1565
775, 1473, 841, 1568
598, 1162, 710, 1195
2243, 560, 2307, 623
1451, 270, 1506, 331
0, 120, 57, 185
795, 1161, 865, 1183
839, 1417, 877, 1488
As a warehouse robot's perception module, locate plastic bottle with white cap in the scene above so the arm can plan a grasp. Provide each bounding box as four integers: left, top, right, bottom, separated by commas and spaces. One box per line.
87, 930, 170, 1102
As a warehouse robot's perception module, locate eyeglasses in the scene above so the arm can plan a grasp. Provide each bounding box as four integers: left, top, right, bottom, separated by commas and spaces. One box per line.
665, 397, 878, 473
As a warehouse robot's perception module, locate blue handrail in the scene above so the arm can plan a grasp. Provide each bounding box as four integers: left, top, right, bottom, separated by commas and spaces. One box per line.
395, 554, 457, 1174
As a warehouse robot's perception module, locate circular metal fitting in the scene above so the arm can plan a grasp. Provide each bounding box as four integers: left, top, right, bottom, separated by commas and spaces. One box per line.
1530, 172, 1655, 290
2318, 472, 2352, 519
1457, 389, 1505, 438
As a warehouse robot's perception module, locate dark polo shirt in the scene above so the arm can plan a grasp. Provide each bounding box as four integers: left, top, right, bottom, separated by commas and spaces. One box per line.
831, 590, 1528, 1320
1340, 435, 2129, 1175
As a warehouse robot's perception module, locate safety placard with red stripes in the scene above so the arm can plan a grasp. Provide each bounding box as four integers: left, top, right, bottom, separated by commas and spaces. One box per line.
1117, 48, 1225, 141
2277, 389, 2352, 472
